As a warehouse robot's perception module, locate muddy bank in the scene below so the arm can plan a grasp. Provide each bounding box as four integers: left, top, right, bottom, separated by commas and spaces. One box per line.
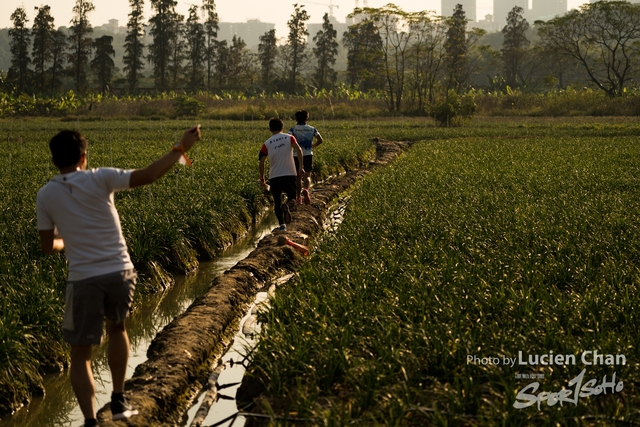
96, 139, 411, 426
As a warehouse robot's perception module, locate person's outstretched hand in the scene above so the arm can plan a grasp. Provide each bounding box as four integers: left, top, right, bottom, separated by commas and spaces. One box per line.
181, 125, 201, 151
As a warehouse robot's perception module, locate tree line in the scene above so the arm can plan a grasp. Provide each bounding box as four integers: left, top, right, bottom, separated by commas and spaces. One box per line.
5, 0, 640, 112
4, 0, 339, 96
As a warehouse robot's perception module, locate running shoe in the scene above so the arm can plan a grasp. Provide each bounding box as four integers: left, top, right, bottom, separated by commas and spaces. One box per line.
111, 397, 139, 421
302, 188, 310, 205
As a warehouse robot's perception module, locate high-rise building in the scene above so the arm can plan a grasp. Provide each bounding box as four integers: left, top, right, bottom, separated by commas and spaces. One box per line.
530, 0, 567, 22
95, 19, 122, 34
217, 20, 275, 49
493, 0, 527, 27
307, 15, 348, 44
441, 0, 477, 23
472, 14, 502, 32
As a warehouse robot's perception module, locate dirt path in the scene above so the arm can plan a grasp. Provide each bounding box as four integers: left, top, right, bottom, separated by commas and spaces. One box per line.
96, 139, 411, 426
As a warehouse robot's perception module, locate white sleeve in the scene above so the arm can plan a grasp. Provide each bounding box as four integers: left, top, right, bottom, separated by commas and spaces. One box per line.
96, 167, 134, 191
36, 191, 54, 230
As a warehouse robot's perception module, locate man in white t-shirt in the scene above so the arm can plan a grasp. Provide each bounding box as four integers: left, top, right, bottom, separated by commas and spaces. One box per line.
37, 126, 200, 427
258, 118, 304, 231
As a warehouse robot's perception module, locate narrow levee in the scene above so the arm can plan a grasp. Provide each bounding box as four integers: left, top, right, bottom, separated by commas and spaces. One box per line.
91, 139, 411, 426
0, 138, 408, 427
179, 196, 351, 427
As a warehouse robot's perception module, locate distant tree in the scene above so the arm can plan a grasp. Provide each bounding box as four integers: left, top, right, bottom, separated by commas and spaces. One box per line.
91, 35, 115, 93
530, 44, 582, 91
168, 13, 186, 90
185, 4, 205, 92
537, 1, 640, 97
8, 6, 31, 94
312, 13, 339, 90
343, 18, 385, 91
258, 29, 278, 89
123, 0, 145, 93
227, 35, 247, 89
444, 4, 467, 93
370, 5, 413, 111
276, 43, 292, 90
213, 39, 229, 89
206, 36, 253, 91
286, 4, 310, 93
148, 0, 179, 92
407, 11, 447, 108
201, 0, 219, 91
239, 50, 260, 89
68, 0, 95, 93
32, 5, 55, 94
443, 4, 485, 93
49, 29, 67, 93
501, 6, 530, 88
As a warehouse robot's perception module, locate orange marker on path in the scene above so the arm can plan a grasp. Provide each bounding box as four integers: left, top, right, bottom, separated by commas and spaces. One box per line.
277, 235, 309, 256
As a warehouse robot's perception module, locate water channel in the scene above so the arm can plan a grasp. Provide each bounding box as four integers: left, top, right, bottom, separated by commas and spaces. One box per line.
2, 213, 279, 427
181, 193, 350, 427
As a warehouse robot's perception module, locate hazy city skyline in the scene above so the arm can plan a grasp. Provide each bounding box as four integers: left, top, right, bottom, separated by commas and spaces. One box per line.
2, 0, 585, 37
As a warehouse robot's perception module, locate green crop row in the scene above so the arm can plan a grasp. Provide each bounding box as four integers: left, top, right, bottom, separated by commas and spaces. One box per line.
0, 117, 375, 416
247, 128, 640, 425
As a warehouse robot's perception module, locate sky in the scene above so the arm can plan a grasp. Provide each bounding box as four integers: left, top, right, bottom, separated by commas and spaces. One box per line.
2, 0, 585, 38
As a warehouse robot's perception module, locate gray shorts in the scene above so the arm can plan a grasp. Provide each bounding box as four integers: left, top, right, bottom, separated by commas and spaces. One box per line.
63, 269, 136, 346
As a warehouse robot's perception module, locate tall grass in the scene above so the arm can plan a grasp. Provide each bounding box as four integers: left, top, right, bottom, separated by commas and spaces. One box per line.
5, 87, 640, 119
0, 117, 375, 416
474, 88, 640, 117
248, 126, 640, 425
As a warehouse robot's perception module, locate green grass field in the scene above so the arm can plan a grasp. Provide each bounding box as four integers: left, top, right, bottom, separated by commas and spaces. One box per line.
0, 116, 375, 415
3, 115, 640, 422
247, 118, 640, 425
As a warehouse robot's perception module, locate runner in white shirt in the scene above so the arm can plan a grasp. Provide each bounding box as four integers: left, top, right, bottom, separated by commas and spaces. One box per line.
37, 126, 200, 427
259, 118, 305, 231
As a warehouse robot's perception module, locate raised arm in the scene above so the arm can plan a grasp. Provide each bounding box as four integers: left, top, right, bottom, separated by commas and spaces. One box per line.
129, 125, 201, 188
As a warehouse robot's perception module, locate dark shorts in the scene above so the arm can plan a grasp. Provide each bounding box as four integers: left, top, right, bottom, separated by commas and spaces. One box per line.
269, 175, 297, 204
294, 155, 313, 173
63, 269, 136, 346
269, 175, 297, 224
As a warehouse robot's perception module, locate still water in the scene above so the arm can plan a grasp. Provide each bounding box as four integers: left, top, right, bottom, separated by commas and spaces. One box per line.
2, 214, 279, 427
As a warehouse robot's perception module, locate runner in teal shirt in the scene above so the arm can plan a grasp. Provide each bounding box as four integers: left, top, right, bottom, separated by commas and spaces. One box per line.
288, 110, 323, 204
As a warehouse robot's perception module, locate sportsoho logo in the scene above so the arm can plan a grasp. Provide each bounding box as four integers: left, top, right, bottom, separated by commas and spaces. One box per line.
514, 351, 625, 410
467, 350, 626, 410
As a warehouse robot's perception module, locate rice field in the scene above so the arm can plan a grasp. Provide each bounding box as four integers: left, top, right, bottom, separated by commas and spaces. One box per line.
246, 118, 640, 425
0, 116, 376, 416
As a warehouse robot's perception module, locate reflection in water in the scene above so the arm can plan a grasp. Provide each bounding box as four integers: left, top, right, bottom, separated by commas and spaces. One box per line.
182, 292, 269, 427
1, 372, 77, 427
183, 274, 294, 427
2, 213, 278, 427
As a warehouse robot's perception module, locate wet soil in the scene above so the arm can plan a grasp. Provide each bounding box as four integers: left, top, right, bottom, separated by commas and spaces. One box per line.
96, 139, 412, 426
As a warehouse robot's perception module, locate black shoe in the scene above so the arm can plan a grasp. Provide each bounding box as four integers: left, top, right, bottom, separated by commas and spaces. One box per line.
282, 203, 292, 224
83, 419, 99, 427
111, 397, 139, 421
